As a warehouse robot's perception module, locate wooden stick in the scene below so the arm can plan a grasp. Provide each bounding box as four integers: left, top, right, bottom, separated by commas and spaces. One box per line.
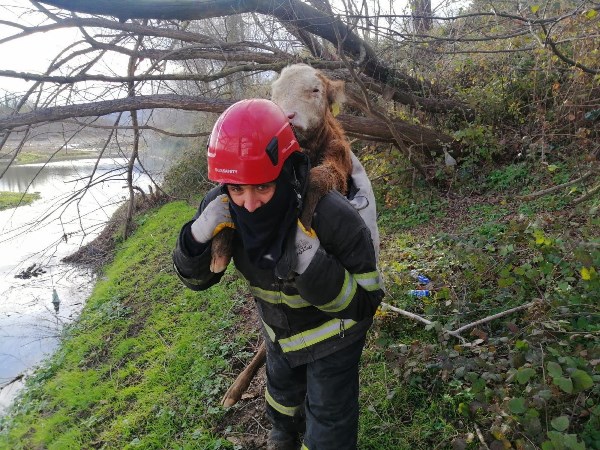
382, 300, 537, 338
474, 423, 490, 450
380, 302, 433, 327
0, 373, 24, 391
220, 342, 266, 407
450, 301, 536, 336
572, 182, 600, 205
518, 170, 596, 201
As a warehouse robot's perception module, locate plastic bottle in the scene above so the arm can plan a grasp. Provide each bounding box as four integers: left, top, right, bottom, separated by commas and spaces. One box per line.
408, 289, 431, 297
409, 270, 430, 285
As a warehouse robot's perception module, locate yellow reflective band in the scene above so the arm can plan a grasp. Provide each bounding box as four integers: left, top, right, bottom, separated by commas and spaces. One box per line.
355, 270, 383, 292
265, 387, 302, 417
250, 285, 312, 309
318, 271, 357, 313
301, 444, 309, 450
279, 319, 357, 353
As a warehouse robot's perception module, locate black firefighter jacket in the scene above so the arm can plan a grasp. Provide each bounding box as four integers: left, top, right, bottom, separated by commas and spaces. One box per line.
172, 184, 384, 367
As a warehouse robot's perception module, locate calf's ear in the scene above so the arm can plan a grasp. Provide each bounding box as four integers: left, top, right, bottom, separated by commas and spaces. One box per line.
326, 79, 346, 107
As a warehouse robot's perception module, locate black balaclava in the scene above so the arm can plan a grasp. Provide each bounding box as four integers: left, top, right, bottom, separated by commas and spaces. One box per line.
226, 158, 302, 270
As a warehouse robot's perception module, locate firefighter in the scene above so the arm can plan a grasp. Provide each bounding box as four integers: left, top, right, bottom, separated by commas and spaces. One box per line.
173, 99, 383, 450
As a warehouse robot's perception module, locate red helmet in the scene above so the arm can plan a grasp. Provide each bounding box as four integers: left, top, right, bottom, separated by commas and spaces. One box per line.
207, 99, 300, 184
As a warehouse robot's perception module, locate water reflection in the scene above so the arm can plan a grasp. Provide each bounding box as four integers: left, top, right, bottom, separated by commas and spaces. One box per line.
0, 158, 153, 414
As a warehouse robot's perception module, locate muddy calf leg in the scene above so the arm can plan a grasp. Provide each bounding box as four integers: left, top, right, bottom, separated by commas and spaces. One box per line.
299, 187, 321, 229
210, 227, 235, 273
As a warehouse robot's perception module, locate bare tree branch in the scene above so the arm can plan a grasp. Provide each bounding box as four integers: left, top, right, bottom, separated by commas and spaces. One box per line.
0, 94, 454, 154
38, 0, 473, 115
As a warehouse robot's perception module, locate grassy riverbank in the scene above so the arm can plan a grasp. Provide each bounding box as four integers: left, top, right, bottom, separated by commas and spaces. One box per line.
0, 191, 40, 210
0, 201, 253, 449
1, 159, 599, 449
0, 149, 111, 166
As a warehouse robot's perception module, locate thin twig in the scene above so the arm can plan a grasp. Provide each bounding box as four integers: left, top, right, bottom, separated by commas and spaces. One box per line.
380, 302, 433, 327
474, 423, 490, 450
518, 170, 596, 201
381, 300, 537, 339
450, 301, 536, 336
572, 183, 600, 206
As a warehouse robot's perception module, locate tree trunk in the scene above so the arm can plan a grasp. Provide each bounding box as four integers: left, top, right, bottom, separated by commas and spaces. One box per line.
412, 0, 433, 33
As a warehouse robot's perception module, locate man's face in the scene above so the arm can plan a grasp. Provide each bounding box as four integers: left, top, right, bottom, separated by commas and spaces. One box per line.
226, 182, 276, 212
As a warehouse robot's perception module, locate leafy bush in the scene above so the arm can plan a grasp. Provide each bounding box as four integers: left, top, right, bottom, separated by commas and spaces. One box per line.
377, 202, 600, 449
161, 138, 213, 203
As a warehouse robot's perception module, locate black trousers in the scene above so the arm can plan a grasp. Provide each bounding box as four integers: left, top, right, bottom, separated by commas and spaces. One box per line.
264, 336, 366, 450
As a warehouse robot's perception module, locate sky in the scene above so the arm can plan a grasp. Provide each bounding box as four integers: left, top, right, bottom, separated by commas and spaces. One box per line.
0, 1, 81, 94
0, 1, 137, 99
0, 0, 463, 98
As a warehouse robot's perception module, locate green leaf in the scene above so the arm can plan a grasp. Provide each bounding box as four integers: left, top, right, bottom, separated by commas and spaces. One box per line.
516, 367, 536, 384
530, 5, 540, 13
498, 276, 515, 287
574, 248, 594, 267
515, 340, 529, 351
554, 376, 573, 393
537, 389, 553, 401
472, 377, 486, 393
571, 369, 593, 391
547, 361, 563, 379
581, 267, 593, 280
586, 9, 598, 19
550, 416, 569, 432
563, 434, 586, 450
458, 402, 470, 417
509, 397, 527, 414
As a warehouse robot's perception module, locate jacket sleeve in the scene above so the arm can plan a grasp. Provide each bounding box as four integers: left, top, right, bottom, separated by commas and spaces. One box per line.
172, 187, 226, 291
294, 191, 384, 321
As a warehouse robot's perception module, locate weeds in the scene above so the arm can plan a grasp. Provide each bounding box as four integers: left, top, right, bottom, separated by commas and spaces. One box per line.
0, 191, 40, 210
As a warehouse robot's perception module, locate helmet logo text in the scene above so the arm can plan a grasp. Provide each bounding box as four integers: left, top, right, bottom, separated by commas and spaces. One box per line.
215, 168, 238, 174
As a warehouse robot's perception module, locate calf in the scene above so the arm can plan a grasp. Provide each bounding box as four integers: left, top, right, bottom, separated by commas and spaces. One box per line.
271, 63, 353, 227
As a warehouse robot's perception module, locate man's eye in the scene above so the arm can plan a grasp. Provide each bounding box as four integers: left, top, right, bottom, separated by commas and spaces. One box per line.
257, 183, 275, 191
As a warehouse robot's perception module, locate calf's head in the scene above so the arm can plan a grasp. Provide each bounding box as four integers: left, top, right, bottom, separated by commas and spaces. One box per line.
271, 64, 345, 144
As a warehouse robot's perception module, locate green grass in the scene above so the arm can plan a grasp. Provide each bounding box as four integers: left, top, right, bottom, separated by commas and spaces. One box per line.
0, 202, 250, 449
0, 191, 40, 210
13, 149, 104, 165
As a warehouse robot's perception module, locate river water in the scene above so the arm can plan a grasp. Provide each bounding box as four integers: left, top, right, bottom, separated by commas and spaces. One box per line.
0, 157, 156, 414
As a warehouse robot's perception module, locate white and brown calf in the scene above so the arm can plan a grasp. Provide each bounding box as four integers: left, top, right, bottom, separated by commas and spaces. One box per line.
271, 63, 353, 227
